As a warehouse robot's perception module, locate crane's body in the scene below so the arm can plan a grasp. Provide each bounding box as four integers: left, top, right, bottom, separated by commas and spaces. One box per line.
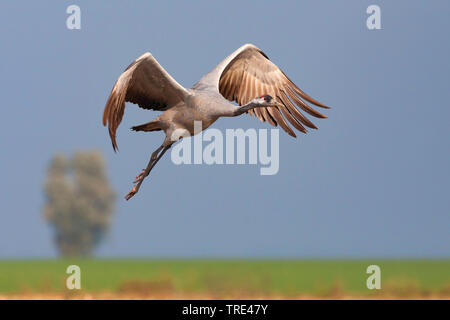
145, 91, 230, 134
103, 44, 329, 200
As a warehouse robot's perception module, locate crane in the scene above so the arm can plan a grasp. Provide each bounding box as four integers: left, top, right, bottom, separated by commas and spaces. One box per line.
103, 44, 329, 200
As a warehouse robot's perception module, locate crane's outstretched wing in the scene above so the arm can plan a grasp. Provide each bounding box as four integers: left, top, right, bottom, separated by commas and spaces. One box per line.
194, 44, 329, 137
103, 52, 189, 151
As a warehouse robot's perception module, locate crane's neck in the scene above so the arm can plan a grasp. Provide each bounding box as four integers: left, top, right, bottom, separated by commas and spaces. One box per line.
233, 101, 258, 116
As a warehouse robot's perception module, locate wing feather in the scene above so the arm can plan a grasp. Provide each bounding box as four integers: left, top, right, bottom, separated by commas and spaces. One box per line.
103, 53, 188, 151
205, 44, 329, 136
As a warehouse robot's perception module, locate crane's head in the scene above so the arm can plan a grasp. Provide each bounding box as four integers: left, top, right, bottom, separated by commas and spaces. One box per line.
253, 94, 274, 105
251, 94, 282, 108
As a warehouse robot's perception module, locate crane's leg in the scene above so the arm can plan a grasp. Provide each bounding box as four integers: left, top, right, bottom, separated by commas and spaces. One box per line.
125, 143, 172, 200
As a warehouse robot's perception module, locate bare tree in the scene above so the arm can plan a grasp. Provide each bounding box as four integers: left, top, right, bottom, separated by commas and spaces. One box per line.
43, 151, 116, 256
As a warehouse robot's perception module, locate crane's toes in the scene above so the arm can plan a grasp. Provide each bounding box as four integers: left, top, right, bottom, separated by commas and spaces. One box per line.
124, 186, 138, 201
133, 170, 146, 184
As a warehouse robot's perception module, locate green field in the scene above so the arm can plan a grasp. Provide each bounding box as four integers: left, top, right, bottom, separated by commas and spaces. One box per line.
0, 259, 449, 297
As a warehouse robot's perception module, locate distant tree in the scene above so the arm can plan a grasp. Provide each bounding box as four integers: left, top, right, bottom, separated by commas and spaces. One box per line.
43, 151, 116, 256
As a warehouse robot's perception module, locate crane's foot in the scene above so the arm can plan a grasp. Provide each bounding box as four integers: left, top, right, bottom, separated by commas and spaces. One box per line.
125, 185, 138, 201
126, 169, 148, 200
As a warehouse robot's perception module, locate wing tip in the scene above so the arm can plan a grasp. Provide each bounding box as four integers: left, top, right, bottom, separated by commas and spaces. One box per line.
138, 52, 152, 61
111, 137, 119, 153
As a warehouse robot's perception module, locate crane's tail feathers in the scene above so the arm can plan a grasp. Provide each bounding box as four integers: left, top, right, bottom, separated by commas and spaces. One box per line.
131, 121, 162, 132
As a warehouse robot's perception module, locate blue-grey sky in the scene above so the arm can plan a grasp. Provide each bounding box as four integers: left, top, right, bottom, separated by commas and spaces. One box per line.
0, 1, 449, 258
